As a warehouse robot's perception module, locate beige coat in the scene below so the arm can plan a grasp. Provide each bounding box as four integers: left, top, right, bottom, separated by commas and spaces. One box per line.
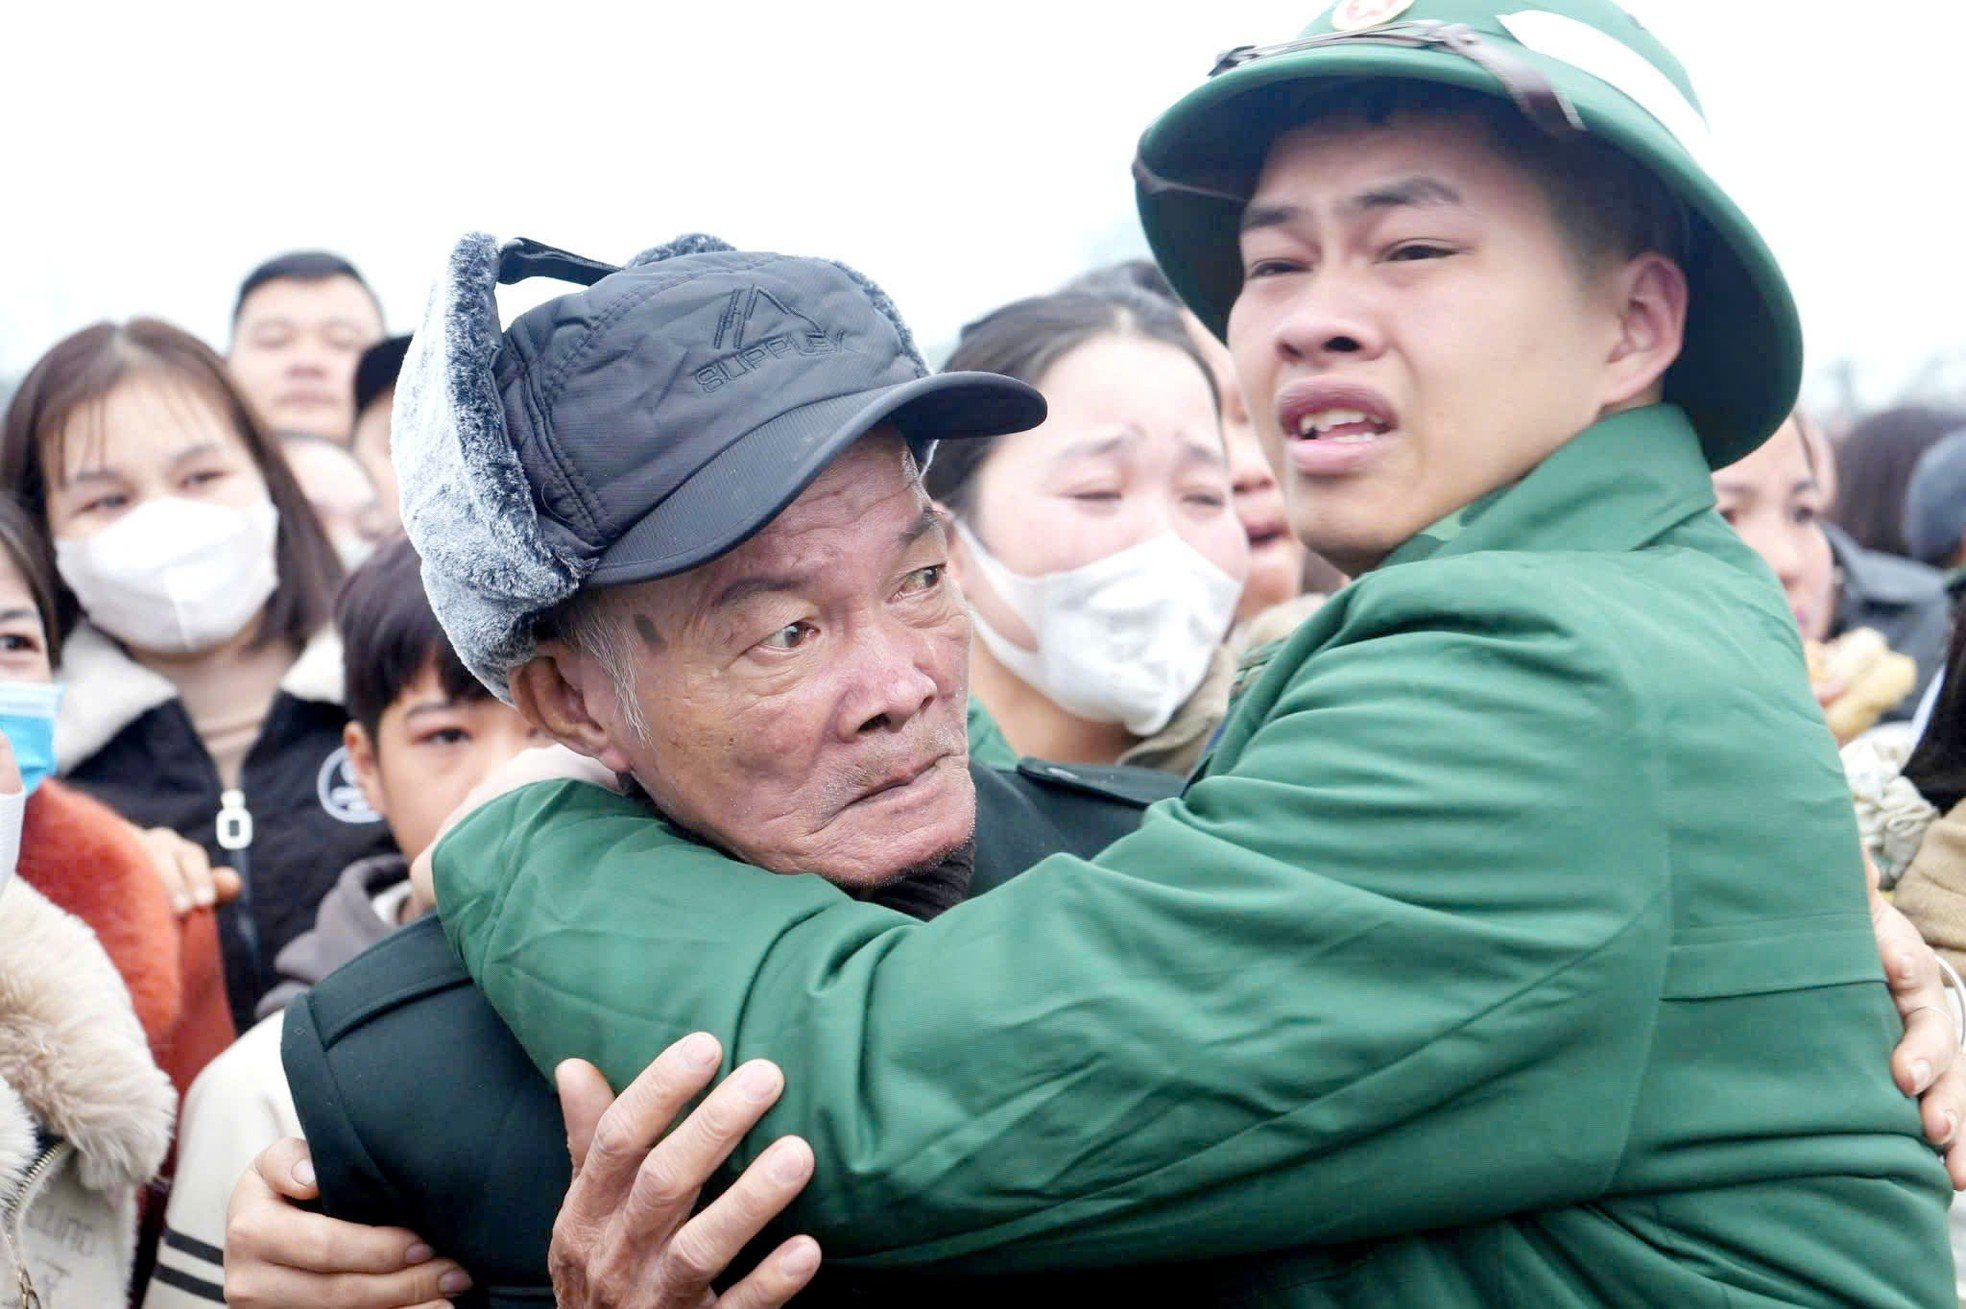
0, 880, 175, 1308
1895, 800, 1966, 974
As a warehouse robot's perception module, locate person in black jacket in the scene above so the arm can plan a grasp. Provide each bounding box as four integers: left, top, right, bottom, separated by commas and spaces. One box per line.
0, 317, 395, 1027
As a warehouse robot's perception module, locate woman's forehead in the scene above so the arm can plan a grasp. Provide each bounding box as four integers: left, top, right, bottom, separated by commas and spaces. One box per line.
53, 372, 243, 480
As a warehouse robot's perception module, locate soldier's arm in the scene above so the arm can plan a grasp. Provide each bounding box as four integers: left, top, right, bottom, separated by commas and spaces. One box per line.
438, 581, 1679, 1271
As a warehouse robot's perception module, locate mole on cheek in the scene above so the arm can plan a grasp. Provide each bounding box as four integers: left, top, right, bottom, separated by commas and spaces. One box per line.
634, 614, 665, 650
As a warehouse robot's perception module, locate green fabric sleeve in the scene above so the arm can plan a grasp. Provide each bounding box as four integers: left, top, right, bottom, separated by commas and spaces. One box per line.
436, 573, 1670, 1273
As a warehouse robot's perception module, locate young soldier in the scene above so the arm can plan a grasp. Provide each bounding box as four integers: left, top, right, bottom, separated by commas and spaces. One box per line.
426, 3, 1957, 1305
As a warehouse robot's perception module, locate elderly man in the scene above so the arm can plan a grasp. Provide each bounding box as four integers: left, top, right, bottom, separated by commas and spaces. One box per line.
224, 234, 1180, 1308
413, 4, 1965, 1306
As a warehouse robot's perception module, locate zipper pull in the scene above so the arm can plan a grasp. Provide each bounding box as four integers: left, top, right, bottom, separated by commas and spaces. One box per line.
17, 1259, 38, 1309
217, 789, 255, 852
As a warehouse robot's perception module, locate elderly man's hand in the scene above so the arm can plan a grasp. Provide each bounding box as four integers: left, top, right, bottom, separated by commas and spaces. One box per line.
1870, 856, 1966, 1186
223, 1138, 471, 1308
551, 1035, 821, 1308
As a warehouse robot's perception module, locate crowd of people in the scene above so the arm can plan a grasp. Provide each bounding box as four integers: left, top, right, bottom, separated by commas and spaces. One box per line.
10, 2, 1966, 1306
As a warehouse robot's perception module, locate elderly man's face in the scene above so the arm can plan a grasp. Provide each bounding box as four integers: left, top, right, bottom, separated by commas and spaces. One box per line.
540, 432, 975, 887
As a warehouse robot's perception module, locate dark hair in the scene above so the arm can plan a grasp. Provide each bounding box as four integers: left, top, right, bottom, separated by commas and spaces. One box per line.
1062, 260, 1176, 304
1906, 616, 1966, 815
1834, 406, 1966, 558
0, 318, 345, 649
353, 334, 412, 421
233, 250, 381, 326
0, 498, 62, 661
336, 535, 486, 742
928, 288, 1219, 526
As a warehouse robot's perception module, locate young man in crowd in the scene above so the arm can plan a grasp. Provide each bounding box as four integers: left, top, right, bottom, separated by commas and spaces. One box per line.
145, 538, 539, 1307
227, 251, 386, 442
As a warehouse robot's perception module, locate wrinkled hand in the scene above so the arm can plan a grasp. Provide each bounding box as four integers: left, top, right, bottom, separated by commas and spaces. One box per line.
1869, 856, 1966, 1186
551, 1035, 820, 1308
413, 744, 621, 911
223, 1138, 471, 1309
136, 824, 241, 916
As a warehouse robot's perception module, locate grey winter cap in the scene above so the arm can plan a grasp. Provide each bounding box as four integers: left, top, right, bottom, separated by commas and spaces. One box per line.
1902, 428, 1966, 568
394, 233, 1045, 698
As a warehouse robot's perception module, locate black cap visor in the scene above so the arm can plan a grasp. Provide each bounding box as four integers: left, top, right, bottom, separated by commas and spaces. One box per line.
586, 371, 1044, 587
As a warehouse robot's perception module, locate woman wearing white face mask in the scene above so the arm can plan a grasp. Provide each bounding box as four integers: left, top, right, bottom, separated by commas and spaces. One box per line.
1, 320, 394, 1030
932, 289, 1250, 772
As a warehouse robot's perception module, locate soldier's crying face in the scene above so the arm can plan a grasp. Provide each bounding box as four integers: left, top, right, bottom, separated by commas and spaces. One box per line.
1226, 112, 1683, 575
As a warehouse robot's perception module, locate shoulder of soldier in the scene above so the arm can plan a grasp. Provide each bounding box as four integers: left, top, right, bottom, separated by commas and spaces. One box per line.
282, 916, 565, 1291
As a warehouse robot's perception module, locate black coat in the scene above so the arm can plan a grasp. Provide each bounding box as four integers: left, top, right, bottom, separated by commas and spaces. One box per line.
282, 761, 1177, 1309
58, 628, 397, 1028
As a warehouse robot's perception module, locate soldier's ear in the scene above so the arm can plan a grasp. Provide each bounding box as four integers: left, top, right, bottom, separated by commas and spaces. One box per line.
1601, 251, 1688, 413
508, 646, 635, 775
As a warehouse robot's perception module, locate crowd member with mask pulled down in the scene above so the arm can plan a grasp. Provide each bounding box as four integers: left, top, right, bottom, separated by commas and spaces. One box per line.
933, 288, 1250, 774
0, 502, 178, 1309
423, 4, 1964, 1304
1714, 415, 1941, 742
227, 252, 386, 444
0, 498, 233, 1106
143, 537, 541, 1309
0, 320, 395, 1030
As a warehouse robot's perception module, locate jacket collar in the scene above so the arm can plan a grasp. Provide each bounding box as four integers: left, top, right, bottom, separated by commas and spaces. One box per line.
1825, 522, 1942, 609
1380, 404, 1715, 570
56, 623, 345, 771
0, 882, 174, 1194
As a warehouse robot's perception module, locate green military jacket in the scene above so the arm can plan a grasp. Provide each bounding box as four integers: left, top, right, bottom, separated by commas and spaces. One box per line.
438, 406, 1954, 1307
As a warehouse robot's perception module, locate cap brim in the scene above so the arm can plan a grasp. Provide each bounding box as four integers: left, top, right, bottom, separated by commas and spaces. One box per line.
1136, 41, 1802, 469
586, 371, 1044, 586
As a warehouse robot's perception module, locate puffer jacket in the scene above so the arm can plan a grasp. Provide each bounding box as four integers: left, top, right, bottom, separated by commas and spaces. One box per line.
0, 880, 175, 1308
56, 625, 397, 1030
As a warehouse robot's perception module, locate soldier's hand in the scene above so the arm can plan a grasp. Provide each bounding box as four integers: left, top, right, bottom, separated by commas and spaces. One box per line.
223, 1138, 472, 1309
1869, 856, 1966, 1186
412, 744, 622, 911
136, 824, 241, 916
551, 1036, 820, 1308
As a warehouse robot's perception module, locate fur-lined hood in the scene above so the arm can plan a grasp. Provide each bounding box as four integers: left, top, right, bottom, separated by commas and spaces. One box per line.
0, 879, 174, 1194
55, 622, 344, 772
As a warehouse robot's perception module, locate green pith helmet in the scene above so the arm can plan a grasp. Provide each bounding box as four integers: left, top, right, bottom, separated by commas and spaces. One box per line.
1135, 0, 1800, 469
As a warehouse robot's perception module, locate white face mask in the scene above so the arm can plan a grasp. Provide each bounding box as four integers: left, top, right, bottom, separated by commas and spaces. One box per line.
57, 497, 281, 655
955, 519, 1242, 737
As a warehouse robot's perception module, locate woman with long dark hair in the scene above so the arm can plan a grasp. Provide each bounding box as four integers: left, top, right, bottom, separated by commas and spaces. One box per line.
1, 319, 394, 1026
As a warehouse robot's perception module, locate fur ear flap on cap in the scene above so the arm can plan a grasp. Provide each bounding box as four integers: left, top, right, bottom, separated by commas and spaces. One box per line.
395, 232, 615, 700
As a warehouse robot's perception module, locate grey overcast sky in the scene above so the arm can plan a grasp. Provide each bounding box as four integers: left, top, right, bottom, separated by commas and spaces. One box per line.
2, 0, 1958, 411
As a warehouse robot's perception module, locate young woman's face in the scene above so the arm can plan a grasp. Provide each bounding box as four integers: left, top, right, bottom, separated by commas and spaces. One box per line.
955, 334, 1249, 647
0, 553, 54, 684
43, 375, 271, 543
1713, 419, 1837, 640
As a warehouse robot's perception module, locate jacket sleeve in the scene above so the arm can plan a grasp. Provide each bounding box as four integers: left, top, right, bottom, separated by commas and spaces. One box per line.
436, 576, 1672, 1273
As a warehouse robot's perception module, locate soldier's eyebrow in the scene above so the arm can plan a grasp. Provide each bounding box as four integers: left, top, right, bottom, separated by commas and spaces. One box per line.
1342, 175, 1464, 217
1242, 176, 1465, 233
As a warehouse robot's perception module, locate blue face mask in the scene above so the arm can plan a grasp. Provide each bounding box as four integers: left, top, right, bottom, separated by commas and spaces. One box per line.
0, 683, 62, 797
